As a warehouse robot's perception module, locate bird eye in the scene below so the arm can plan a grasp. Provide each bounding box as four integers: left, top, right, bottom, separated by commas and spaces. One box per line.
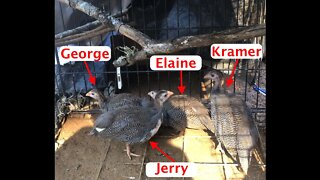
164, 94, 167, 97
91, 93, 95, 95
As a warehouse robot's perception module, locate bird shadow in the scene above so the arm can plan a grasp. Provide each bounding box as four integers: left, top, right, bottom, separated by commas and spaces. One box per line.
55, 114, 239, 179
55, 116, 190, 180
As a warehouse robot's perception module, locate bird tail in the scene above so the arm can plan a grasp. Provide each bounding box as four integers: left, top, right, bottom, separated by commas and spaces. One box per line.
238, 149, 251, 175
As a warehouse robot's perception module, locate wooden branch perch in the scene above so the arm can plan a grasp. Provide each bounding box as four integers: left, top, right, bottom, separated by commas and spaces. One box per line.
55, 26, 113, 47
113, 24, 266, 67
55, 6, 129, 40
59, 0, 154, 47
56, 25, 106, 42
58, 0, 266, 67
55, 20, 101, 39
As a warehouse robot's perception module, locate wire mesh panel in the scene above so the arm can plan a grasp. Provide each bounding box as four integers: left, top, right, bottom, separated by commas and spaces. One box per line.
55, 0, 266, 179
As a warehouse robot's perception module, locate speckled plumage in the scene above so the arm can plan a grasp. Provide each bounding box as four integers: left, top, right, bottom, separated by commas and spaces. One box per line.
93, 105, 161, 144
161, 95, 214, 133
90, 90, 174, 159
106, 93, 148, 111
204, 69, 258, 175
86, 88, 152, 111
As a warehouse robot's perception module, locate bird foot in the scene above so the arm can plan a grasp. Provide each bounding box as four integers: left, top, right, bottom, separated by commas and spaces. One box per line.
124, 144, 141, 160
87, 129, 96, 136
129, 152, 141, 157
123, 149, 141, 160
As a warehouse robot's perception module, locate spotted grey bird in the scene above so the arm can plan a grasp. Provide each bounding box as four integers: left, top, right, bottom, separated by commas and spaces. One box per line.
86, 82, 151, 111
89, 90, 174, 159
204, 69, 258, 175
148, 92, 214, 135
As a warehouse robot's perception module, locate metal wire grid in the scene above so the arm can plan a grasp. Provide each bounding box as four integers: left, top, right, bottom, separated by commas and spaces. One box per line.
55, 0, 266, 178
55, 0, 266, 99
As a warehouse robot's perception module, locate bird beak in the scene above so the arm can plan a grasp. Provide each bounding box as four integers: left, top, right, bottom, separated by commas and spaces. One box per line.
85, 92, 91, 97
167, 91, 174, 97
203, 73, 211, 79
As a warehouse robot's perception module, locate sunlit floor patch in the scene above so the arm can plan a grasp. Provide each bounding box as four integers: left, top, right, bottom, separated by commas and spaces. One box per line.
55, 116, 265, 180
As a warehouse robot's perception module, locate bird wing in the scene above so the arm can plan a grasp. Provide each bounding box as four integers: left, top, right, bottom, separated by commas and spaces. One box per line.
212, 94, 239, 162
212, 94, 258, 173
230, 96, 257, 174
104, 106, 160, 144
187, 96, 214, 132
107, 93, 142, 111
163, 95, 212, 131
94, 111, 116, 129
162, 96, 188, 131
229, 96, 258, 150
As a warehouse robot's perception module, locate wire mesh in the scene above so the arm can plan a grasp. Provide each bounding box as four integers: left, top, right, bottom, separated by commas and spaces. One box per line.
55, 0, 266, 179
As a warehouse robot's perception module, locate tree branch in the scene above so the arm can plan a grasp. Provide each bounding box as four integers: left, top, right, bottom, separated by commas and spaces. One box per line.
55, 20, 101, 39
58, 0, 154, 47
55, 6, 130, 40
113, 24, 266, 67
55, 27, 112, 47
58, 0, 266, 67
55, 22, 136, 47
56, 25, 106, 42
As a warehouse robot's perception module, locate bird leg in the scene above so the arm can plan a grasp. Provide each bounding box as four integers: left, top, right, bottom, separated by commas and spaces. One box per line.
125, 143, 141, 160
87, 129, 96, 136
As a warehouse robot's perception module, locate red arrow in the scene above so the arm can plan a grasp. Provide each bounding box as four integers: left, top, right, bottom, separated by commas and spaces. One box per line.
149, 141, 175, 162
83, 61, 96, 86
226, 59, 240, 87
177, 70, 186, 94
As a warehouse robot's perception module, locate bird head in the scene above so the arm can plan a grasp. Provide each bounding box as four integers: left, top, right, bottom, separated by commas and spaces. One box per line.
148, 90, 174, 106
85, 89, 101, 100
203, 69, 224, 91
147, 91, 157, 99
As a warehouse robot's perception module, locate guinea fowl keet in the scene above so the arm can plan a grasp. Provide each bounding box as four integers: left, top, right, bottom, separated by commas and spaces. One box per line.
89, 90, 174, 160
148, 92, 214, 135
204, 69, 258, 175
86, 85, 150, 111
